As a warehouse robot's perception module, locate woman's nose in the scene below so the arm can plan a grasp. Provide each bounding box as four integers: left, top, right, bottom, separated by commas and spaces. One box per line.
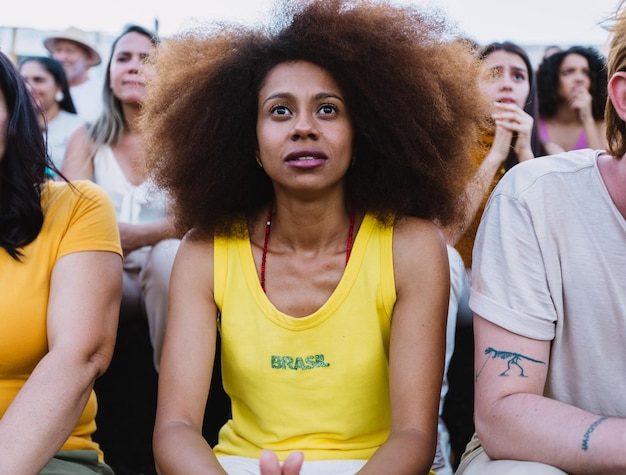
291, 114, 319, 140
499, 76, 513, 90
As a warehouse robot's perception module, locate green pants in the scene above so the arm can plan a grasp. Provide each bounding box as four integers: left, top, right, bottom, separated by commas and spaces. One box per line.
40, 450, 115, 475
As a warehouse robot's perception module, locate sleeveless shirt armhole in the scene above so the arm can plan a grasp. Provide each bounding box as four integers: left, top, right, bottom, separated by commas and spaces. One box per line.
380, 222, 397, 319
213, 235, 227, 311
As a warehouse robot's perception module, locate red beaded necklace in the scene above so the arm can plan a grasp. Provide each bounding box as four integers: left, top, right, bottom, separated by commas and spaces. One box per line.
260, 200, 355, 293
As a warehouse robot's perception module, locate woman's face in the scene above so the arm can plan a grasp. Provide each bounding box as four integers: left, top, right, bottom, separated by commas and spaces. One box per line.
20, 60, 60, 113
0, 89, 8, 161
479, 50, 530, 109
558, 53, 591, 100
256, 60, 353, 195
109, 31, 154, 104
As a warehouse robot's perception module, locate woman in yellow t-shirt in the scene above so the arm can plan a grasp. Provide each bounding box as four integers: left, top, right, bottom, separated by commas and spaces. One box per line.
143, 2, 489, 474
0, 51, 123, 474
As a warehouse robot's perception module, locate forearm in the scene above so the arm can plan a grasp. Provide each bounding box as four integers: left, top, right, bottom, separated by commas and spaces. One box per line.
154, 421, 226, 475
444, 150, 503, 245
141, 219, 179, 244
514, 139, 535, 162
121, 218, 179, 252
357, 430, 435, 475
477, 393, 626, 474
0, 351, 103, 474
582, 118, 606, 150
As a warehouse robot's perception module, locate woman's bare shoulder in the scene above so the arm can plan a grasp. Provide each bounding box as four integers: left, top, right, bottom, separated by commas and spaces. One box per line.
393, 216, 445, 245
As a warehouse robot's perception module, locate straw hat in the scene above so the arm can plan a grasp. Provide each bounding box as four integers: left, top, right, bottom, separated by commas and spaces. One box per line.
43, 27, 102, 67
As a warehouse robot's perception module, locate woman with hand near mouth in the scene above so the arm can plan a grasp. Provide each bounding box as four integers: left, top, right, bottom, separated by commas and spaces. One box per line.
142, 0, 488, 474
63, 25, 180, 372
440, 41, 546, 470
447, 41, 546, 268
536, 46, 607, 155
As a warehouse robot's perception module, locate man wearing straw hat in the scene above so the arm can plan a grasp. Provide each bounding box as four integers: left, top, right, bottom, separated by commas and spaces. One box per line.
43, 27, 103, 123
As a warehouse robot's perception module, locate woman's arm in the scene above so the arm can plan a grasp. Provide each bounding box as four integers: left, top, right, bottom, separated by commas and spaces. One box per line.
493, 102, 535, 163
571, 87, 607, 150
153, 234, 226, 475
0, 250, 122, 474
61, 125, 95, 180
474, 315, 626, 474
358, 218, 449, 475
119, 218, 181, 256
583, 119, 607, 151
444, 101, 538, 245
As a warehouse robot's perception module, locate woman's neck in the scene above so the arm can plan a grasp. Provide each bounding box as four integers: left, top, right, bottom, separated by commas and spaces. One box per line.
45, 102, 61, 123
598, 152, 626, 218
262, 192, 353, 253
554, 102, 582, 124
121, 102, 142, 132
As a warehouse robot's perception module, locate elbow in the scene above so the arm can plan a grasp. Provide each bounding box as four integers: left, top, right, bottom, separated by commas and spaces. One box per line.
474, 414, 498, 459
153, 432, 166, 474
84, 322, 118, 379
68, 345, 115, 384
473, 401, 511, 461
72, 333, 117, 382
88, 346, 115, 379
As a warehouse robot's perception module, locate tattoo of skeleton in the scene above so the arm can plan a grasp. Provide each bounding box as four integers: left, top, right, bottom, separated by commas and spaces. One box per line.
475, 347, 545, 382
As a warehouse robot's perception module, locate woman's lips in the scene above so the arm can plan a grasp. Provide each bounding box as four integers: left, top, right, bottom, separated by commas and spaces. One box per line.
284, 150, 328, 168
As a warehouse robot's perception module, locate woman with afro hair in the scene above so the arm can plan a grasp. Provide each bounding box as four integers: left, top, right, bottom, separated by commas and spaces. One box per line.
143, 0, 490, 473
536, 45, 608, 154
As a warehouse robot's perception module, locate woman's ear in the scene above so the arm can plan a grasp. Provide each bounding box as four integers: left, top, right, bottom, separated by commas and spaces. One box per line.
608, 71, 626, 121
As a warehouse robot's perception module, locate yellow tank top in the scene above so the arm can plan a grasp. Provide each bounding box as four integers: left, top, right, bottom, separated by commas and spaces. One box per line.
213, 213, 397, 461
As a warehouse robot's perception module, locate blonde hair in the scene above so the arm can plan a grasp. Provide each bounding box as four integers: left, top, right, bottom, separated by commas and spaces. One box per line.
606, 0, 626, 157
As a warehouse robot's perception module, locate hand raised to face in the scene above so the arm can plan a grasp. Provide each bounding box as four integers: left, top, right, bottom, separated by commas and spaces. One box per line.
568, 86, 593, 122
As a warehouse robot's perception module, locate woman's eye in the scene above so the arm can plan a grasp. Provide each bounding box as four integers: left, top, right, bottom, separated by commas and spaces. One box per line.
270, 105, 290, 115
483, 68, 502, 82
319, 104, 337, 115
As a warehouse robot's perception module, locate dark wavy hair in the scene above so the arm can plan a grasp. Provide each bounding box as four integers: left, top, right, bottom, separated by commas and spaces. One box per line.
537, 45, 607, 120
0, 52, 50, 259
140, 0, 490, 237
479, 41, 547, 167
19, 56, 77, 114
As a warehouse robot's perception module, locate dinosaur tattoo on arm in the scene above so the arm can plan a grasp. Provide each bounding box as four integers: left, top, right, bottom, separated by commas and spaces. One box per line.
475, 347, 545, 382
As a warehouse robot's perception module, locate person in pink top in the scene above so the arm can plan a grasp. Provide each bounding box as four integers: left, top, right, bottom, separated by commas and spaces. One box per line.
536, 45, 607, 154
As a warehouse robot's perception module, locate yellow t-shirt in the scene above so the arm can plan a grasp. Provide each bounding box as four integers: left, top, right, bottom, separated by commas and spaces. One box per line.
0, 180, 122, 461
213, 213, 397, 461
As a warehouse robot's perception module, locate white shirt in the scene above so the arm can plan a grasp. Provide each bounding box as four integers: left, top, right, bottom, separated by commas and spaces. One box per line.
93, 145, 169, 226
46, 110, 84, 171
70, 76, 103, 123
470, 149, 626, 417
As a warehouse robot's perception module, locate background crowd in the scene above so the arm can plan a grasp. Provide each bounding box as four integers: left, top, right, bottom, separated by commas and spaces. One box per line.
0, 0, 623, 474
